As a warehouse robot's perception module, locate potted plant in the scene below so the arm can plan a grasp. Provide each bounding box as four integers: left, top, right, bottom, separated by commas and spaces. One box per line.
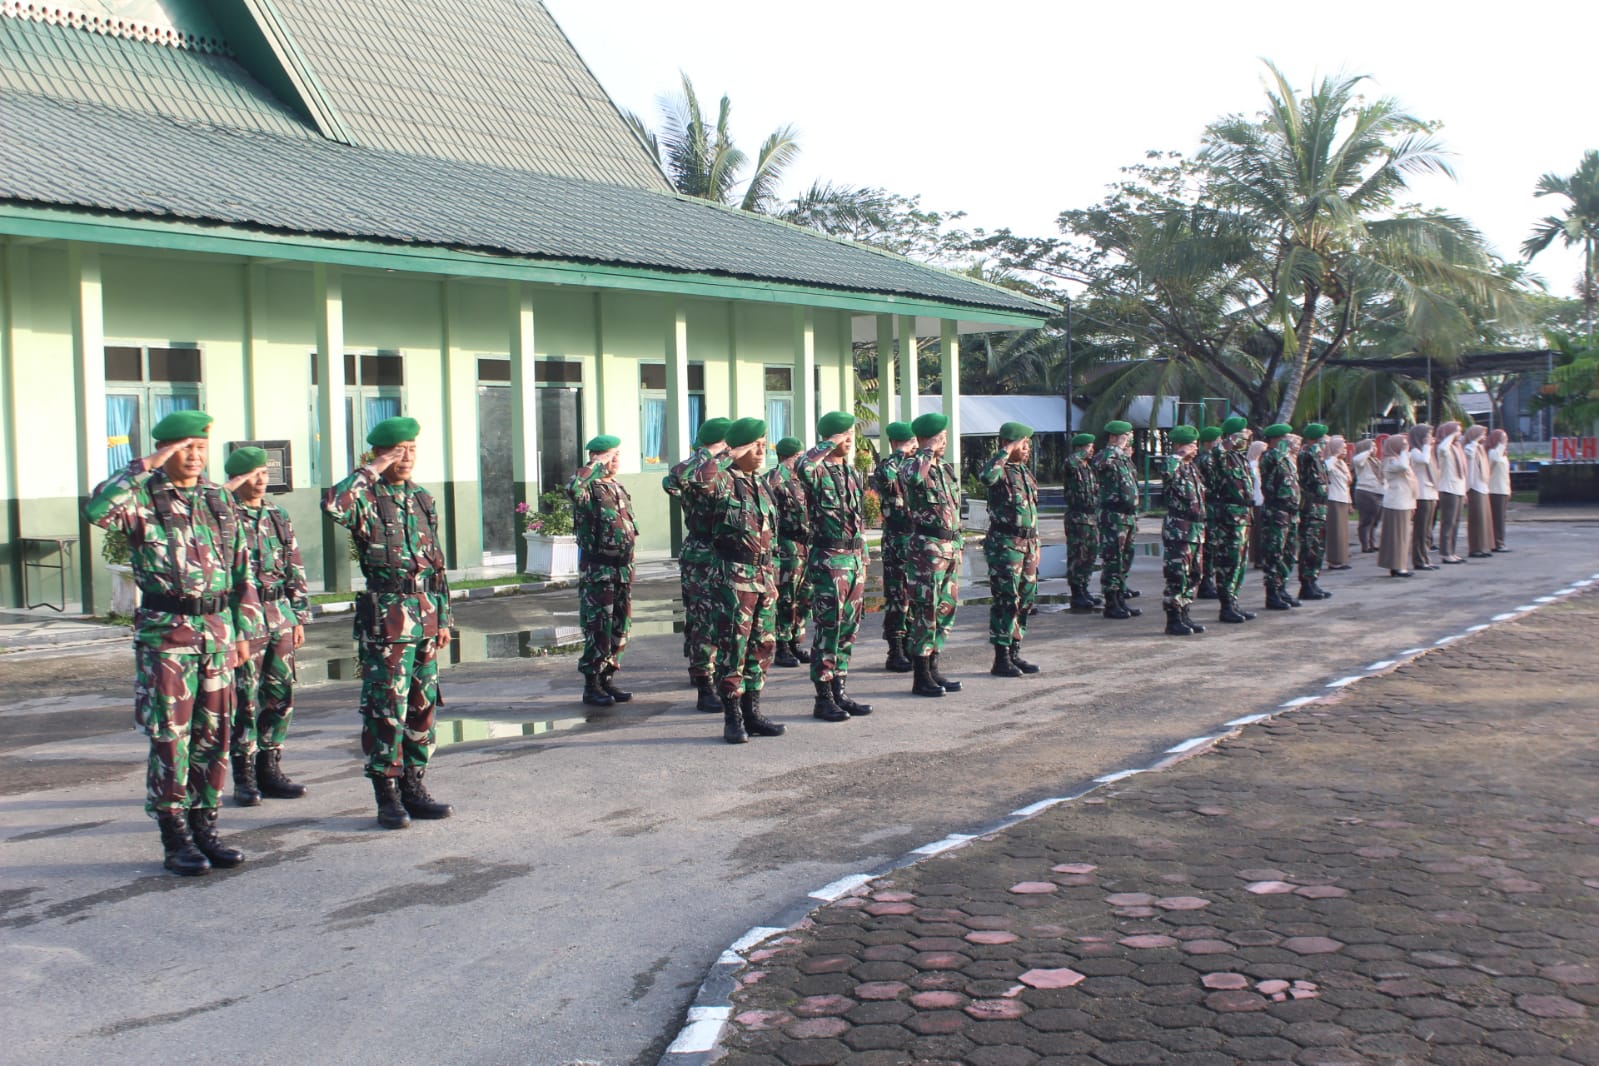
102, 527, 140, 615
520, 490, 578, 578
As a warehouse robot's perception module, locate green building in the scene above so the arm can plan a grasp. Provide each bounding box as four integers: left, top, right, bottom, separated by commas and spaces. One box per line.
0, 0, 1053, 612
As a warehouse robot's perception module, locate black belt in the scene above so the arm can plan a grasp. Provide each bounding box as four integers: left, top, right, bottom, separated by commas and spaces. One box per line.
259, 582, 292, 601
812, 536, 864, 551
365, 574, 440, 594
884, 515, 911, 532
988, 521, 1037, 539
140, 590, 229, 616
780, 528, 811, 544
717, 546, 772, 567
915, 524, 960, 541
582, 549, 630, 565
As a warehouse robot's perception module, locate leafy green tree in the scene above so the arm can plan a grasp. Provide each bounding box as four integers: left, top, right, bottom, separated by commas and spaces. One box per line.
1522, 149, 1599, 343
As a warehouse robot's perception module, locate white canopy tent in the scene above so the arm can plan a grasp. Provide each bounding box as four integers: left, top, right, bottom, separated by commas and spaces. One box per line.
863, 395, 1081, 436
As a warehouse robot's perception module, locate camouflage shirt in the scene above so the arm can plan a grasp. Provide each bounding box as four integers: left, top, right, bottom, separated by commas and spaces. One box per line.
323, 467, 455, 642
766, 460, 810, 544
84, 460, 258, 652
1162, 457, 1207, 544
663, 446, 718, 564
980, 451, 1038, 533
1097, 446, 1140, 517
899, 447, 962, 543
689, 456, 777, 585
1206, 446, 1255, 518
1063, 450, 1099, 515
796, 442, 865, 550
1260, 441, 1302, 513
872, 451, 912, 531
1298, 448, 1330, 512
234, 499, 311, 640
567, 464, 636, 564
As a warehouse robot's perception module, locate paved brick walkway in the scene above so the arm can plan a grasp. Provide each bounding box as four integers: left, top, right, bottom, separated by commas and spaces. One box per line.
717, 592, 1599, 1065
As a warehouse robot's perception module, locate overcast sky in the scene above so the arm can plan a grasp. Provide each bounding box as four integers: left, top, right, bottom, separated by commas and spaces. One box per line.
547, 0, 1591, 298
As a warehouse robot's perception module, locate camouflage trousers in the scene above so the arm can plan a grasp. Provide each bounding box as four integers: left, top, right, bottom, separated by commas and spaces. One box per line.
879, 529, 912, 640
359, 636, 439, 779
1259, 508, 1300, 589
232, 630, 295, 759
774, 537, 812, 644
984, 532, 1039, 646
807, 549, 865, 683
579, 562, 632, 676
1298, 506, 1328, 584
715, 562, 776, 698
678, 551, 718, 682
1200, 514, 1219, 586
1210, 510, 1251, 600
1099, 514, 1138, 595
1066, 513, 1099, 587
135, 643, 234, 817
907, 537, 960, 657
1162, 537, 1204, 610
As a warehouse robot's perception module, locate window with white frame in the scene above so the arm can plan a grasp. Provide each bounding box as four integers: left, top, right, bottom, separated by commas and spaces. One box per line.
104, 346, 203, 467
639, 363, 705, 467
308, 352, 405, 482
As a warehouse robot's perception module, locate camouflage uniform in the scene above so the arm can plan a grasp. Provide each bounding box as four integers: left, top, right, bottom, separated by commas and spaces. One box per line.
1161, 456, 1207, 609
899, 447, 963, 656
979, 450, 1039, 647
872, 449, 913, 642
688, 453, 778, 698
663, 447, 719, 684
1297, 447, 1330, 588
323, 467, 455, 781
85, 460, 257, 817
232, 500, 311, 762
1196, 443, 1219, 592
766, 459, 812, 648
1097, 444, 1140, 596
795, 442, 867, 684
567, 463, 636, 678
1205, 445, 1255, 603
1063, 448, 1100, 590
1258, 439, 1302, 597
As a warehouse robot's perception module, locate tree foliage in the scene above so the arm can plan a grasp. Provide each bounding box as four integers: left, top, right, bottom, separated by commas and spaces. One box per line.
1522, 149, 1599, 342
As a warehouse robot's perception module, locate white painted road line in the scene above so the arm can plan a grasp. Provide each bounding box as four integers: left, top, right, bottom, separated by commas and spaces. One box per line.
808, 874, 873, 901
1327, 676, 1362, 689
1281, 696, 1321, 708
1166, 736, 1218, 754
1366, 660, 1396, 671
1095, 769, 1145, 784
730, 927, 785, 953
910, 834, 977, 857
1227, 713, 1272, 726
665, 1007, 732, 1055
1010, 798, 1067, 817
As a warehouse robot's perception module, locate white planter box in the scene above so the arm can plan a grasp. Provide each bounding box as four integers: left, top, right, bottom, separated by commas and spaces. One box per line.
106, 562, 140, 615
964, 500, 988, 530
523, 533, 579, 579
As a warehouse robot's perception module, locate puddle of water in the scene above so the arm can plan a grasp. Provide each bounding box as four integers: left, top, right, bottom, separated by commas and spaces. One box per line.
433, 713, 588, 749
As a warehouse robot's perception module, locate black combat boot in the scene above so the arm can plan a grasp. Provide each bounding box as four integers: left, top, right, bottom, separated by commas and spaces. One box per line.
1010, 642, 1040, 674
722, 694, 748, 743
695, 677, 722, 713
928, 652, 961, 692
1125, 587, 1141, 598
1068, 583, 1100, 609
1218, 597, 1250, 623
231, 752, 261, 807
400, 766, 454, 819
1311, 580, 1332, 600
372, 776, 410, 830
257, 748, 307, 799
187, 807, 245, 868
1181, 605, 1206, 634
885, 637, 913, 673
1197, 575, 1219, 600
157, 811, 211, 876
740, 691, 785, 737
912, 655, 945, 697
991, 644, 1021, 677
1102, 589, 1131, 620
1165, 606, 1194, 636
1298, 580, 1328, 602
812, 679, 849, 722
583, 674, 614, 707
599, 669, 632, 703
831, 677, 873, 716
1265, 584, 1293, 610
773, 640, 800, 668
792, 640, 812, 664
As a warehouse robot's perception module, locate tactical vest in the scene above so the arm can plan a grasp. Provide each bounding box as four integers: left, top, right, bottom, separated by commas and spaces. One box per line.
148, 481, 237, 590
363, 487, 440, 579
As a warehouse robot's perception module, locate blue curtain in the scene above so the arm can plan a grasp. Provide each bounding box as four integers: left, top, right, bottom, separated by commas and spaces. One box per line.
152, 392, 196, 421
642, 398, 665, 464
365, 395, 401, 428
688, 394, 704, 442
105, 394, 137, 468
766, 398, 791, 445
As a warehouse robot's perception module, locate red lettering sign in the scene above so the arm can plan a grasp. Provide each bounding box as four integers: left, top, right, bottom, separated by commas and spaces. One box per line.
1551, 437, 1599, 460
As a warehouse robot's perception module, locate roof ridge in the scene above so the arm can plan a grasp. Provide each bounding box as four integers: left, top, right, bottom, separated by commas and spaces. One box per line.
1, 1, 230, 54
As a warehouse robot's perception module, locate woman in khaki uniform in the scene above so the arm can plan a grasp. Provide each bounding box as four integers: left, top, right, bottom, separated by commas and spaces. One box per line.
1378, 434, 1417, 577
1434, 421, 1467, 564
1487, 428, 1512, 552
1463, 424, 1493, 558
1406, 424, 1439, 571
1323, 435, 1352, 569
1352, 439, 1384, 553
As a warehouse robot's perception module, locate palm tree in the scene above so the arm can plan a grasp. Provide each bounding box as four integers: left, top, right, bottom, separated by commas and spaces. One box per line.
1522, 149, 1599, 342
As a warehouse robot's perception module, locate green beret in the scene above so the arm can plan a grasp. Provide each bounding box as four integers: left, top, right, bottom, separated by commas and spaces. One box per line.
696, 417, 733, 447
1170, 426, 1200, 445
775, 436, 804, 458
151, 409, 213, 442
585, 434, 621, 453
886, 421, 915, 442
998, 421, 1034, 442
912, 412, 949, 438
1104, 420, 1133, 435
1199, 426, 1223, 444
1072, 432, 1095, 448
817, 410, 855, 437
1263, 423, 1293, 439
224, 446, 269, 477
1221, 415, 1249, 435
725, 417, 767, 448
1300, 423, 1328, 441
366, 416, 420, 447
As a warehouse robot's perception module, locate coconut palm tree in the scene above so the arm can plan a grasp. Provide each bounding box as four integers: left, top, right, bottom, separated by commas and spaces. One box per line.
1522, 149, 1599, 343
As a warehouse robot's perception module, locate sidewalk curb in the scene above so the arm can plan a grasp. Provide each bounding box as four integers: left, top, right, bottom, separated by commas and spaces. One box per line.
656, 571, 1599, 1065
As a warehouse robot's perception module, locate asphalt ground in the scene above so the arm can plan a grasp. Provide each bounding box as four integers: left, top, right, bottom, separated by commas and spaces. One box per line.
1, 511, 1596, 1066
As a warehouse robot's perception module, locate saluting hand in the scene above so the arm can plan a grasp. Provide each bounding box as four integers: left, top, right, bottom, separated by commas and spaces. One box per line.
366, 448, 398, 475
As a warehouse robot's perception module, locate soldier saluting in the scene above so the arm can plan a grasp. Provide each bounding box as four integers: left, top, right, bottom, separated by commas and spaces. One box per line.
223, 446, 311, 806
767, 437, 813, 670
1097, 420, 1143, 619
1257, 423, 1302, 611
323, 417, 455, 830
84, 409, 257, 877
568, 434, 636, 707
1160, 425, 1208, 636
663, 418, 732, 712
980, 421, 1041, 677
900, 411, 963, 698
1063, 432, 1102, 610
872, 422, 917, 672
1205, 416, 1258, 625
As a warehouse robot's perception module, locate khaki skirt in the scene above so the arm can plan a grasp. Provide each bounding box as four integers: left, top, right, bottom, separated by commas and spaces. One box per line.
1467, 489, 1491, 555
1377, 507, 1413, 572
1325, 500, 1351, 566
